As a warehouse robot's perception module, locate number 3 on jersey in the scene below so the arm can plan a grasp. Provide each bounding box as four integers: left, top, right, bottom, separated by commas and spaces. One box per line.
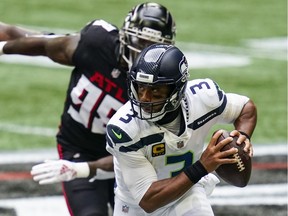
68, 75, 124, 133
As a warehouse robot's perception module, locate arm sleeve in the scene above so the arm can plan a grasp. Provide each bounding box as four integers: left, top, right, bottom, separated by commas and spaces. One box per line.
116, 150, 158, 204
221, 93, 249, 123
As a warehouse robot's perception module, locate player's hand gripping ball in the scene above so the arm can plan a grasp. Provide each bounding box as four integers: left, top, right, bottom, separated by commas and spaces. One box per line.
215, 130, 252, 187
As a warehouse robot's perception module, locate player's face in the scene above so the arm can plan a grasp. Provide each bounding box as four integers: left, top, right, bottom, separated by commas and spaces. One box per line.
130, 37, 155, 62
137, 84, 171, 113
130, 36, 156, 51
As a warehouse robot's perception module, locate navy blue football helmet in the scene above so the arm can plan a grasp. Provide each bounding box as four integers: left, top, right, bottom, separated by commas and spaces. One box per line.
128, 44, 189, 121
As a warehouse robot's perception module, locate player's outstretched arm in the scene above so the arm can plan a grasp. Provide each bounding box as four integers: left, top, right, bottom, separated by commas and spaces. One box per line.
0, 33, 80, 66
0, 22, 42, 41
31, 155, 114, 184
88, 155, 114, 175
139, 130, 238, 213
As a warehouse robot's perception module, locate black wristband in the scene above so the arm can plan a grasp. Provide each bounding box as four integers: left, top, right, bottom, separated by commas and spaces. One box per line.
184, 160, 208, 184
239, 131, 251, 140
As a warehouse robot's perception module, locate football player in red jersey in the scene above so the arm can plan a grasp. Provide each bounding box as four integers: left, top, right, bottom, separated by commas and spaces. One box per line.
0, 3, 176, 216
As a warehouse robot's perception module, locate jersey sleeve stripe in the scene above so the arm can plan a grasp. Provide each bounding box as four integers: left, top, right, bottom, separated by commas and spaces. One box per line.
188, 95, 227, 130
119, 132, 164, 152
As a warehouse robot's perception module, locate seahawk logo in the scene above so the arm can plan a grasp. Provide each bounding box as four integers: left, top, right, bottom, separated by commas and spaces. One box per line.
179, 56, 189, 82
179, 56, 188, 73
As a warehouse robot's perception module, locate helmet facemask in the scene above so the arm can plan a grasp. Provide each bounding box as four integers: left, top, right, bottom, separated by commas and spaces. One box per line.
119, 3, 176, 69
129, 81, 187, 122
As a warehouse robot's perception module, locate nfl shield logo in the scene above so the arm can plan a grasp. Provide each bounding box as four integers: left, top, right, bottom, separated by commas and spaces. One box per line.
111, 68, 121, 78
122, 205, 129, 213
177, 141, 184, 149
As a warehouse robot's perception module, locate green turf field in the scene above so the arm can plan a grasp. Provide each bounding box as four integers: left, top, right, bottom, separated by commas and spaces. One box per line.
0, 0, 287, 149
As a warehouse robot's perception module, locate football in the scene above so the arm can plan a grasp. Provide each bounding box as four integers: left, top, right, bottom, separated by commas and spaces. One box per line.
214, 130, 252, 187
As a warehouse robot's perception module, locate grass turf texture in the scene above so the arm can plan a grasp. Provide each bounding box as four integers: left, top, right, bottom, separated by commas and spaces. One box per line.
0, 0, 287, 149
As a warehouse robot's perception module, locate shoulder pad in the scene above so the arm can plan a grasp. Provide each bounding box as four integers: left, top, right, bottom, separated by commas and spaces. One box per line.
107, 124, 133, 144
81, 19, 118, 35
106, 103, 139, 144
90, 20, 117, 32
187, 78, 225, 108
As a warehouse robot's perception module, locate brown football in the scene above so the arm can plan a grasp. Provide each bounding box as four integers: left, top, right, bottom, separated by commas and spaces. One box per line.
214, 130, 252, 187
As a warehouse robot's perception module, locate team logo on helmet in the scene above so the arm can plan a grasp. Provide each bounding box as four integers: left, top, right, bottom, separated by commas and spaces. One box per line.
179, 56, 189, 82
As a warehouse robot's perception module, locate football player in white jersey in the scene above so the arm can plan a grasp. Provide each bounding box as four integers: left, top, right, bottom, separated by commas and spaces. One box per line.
106, 44, 257, 215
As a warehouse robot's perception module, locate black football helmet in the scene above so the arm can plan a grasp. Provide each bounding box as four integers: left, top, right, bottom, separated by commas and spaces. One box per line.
128, 44, 189, 121
120, 2, 176, 68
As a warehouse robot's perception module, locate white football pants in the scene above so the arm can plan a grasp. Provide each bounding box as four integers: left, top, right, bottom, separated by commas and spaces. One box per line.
113, 173, 219, 216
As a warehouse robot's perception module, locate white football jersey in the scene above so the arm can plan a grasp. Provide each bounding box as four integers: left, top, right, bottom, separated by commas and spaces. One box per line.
106, 78, 249, 211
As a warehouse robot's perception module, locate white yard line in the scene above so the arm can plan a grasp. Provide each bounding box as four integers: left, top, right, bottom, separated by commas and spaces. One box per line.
177, 37, 287, 61
0, 49, 251, 69
0, 143, 286, 164
0, 136, 286, 164
253, 143, 288, 156
0, 38, 286, 70
0, 122, 57, 137
0, 196, 70, 216
0, 148, 58, 164
210, 183, 288, 205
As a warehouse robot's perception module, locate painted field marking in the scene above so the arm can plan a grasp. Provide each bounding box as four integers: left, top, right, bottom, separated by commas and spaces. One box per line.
253, 162, 288, 170
0, 160, 286, 181
0, 122, 57, 137
177, 37, 287, 61
0, 144, 286, 165
0, 172, 32, 180
0, 38, 286, 71
210, 183, 288, 205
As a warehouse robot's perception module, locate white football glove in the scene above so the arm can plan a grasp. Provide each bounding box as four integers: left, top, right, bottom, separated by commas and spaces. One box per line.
31, 159, 89, 185
0, 41, 7, 55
